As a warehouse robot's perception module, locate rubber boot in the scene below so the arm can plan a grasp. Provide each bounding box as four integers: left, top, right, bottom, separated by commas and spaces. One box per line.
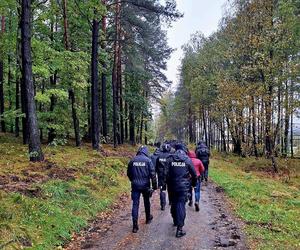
176, 226, 186, 238
195, 202, 200, 212
132, 220, 139, 233
146, 214, 153, 224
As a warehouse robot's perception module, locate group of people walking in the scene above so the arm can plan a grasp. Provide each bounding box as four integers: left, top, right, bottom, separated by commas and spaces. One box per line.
127, 140, 210, 238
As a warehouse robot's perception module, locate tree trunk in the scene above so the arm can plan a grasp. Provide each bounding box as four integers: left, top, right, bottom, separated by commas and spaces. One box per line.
202, 107, 208, 144
125, 100, 128, 141
48, 74, 57, 143
69, 89, 81, 146
63, 0, 81, 146
283, 81, 289, 157
15, 23, 22, 138
112, 2, 121, 148
251, 96, 258, 157
48, 20, 57, 143
188, 106, 193, 143
0, 16, 6, 132
290, 81, 294, 158
118, 44, 124, 144
129, 104, 135, 145
21, 0, 44, 161
101, 0, 108, 138
91, 19, 100, 150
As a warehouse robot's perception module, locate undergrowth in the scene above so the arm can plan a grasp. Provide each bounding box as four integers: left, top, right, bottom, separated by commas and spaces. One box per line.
0, 134, 132, 249
210, 156, 300, 250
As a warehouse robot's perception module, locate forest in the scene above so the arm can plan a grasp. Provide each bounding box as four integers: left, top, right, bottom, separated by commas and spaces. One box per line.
0, 0, 181, 161
157, 0, 300, 171
0, 0, 300, 249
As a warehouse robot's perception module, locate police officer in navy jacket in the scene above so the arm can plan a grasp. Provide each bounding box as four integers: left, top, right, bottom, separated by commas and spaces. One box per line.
166, 143, 197, 238
155, 143, 171, 210
127, 146, 157, 233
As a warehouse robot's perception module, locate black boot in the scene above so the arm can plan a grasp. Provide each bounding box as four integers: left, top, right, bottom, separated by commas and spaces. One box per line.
188, 200, 192, 207
195, 202, 199, 212
132, 220, 139, 233
146, 214, 153, 224
161, 205, 165, 211
176, 226, 186, 238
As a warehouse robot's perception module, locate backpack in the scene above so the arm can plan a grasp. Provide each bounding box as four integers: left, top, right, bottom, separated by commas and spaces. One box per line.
196, 146, 209, 158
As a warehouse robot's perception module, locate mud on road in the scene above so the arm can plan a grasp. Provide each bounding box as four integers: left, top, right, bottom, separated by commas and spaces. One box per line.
65, 182, 248, 250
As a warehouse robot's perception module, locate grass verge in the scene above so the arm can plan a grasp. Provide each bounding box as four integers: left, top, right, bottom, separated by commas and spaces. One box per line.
210, 156, 300, 250
0, 134, 133, 249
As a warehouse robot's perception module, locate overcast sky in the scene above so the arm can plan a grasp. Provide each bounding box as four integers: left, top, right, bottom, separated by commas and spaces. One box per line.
165, 0, 227, 87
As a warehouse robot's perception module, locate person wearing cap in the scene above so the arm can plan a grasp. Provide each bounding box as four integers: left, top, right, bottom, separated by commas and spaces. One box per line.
155, 143, 171, 210
187, 150, 205, 211
166, 143, 197, 238
127, 146, 158, 233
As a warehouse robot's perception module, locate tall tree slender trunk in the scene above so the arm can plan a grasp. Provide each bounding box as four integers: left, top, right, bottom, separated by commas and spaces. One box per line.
63, 0, 81, 146
101, 0, 108, 138
0, 16, 6, 132
91, 19, 100, 150
21, 0, 44, 161
251, 96, 258, 157
48, 74, 57, 143
188, 106, 193, 143
202, 107, 208, 144
112, 2, 121, 148
124, 100, 128, 141
118, 44, 124, 144
15, 22, 22, 138
283, 81, 289, 157
48, 19, 57, 143
290, 81, 294, 158
129, 103, 135, 145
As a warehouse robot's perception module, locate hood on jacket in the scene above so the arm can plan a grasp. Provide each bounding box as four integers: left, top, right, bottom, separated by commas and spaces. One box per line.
161, 143, 171, 153
173, 150, 189, 161
188, 151, 197, 158
174, 143, 188, 153
137, 146, 149, 157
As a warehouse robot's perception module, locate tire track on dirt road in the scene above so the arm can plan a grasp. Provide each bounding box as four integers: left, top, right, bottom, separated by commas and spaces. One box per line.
66, 182, 248, 250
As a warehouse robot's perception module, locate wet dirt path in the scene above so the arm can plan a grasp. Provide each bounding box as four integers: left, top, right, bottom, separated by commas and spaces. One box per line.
66, 182, 248, 250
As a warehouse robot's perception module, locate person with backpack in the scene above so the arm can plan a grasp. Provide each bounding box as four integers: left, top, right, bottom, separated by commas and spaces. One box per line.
195, 141, 210, 183
127, 146, 157, 233
155, 143, 171, 210
166, 143, 197, 238
187, 151, 205, 211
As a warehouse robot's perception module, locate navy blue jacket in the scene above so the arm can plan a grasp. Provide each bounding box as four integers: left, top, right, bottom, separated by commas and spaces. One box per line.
155, 151, 170, 187
195, 143, 210, 163
166, 150, 197, 194
150, 148, 161, 168
127, 147, 157, 191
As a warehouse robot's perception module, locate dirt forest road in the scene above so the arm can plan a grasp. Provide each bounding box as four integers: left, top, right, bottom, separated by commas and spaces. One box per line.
66, 182, 248, 250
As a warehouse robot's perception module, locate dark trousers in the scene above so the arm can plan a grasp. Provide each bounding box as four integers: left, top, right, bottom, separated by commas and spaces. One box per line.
170, 192, 186, 227
202, 161, 209, 180
160, 186, 166, 208
131, 189, 150, 223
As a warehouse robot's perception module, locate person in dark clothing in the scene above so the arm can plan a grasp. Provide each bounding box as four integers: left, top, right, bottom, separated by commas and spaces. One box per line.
127, 146, 157, 233
150, 146, 161, 168
155, 143, 171, 210
166, 143, 197, 238
195, 141, 210, 183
